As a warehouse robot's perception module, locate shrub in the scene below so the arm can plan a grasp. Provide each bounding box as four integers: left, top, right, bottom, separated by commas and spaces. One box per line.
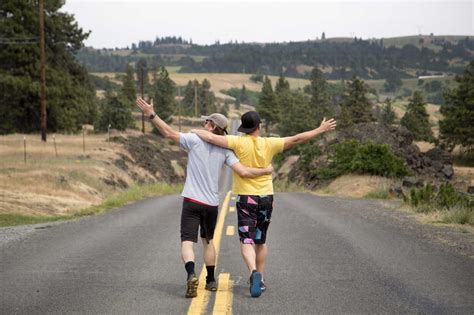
407, 182, 473, 216
301, 139, 410, 181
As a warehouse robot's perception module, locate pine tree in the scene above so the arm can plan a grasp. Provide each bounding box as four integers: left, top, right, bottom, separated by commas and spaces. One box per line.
95, 91, 133, 131
257, 76, 277, 132
152, 66, 175, 124
182, 80, 197, 116
340, 75, 373, 126
0, 0, 95, 134
200, 79, 216, 115
240, 84, 249, 103
278, 91, 316, 136
439, 61, 474, 151
309, 67, 333, 122
380, 98, 396, 125
275, 75, 290, 94
401, 91, 434, 142
122, 64, 136, 105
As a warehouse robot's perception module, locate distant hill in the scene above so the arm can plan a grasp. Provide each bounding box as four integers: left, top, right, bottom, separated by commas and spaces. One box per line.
75, 35, 474, 80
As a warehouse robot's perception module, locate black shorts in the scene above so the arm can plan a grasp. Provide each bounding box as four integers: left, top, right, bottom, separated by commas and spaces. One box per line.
236, 194, 274, 245
180, 199, 218, 243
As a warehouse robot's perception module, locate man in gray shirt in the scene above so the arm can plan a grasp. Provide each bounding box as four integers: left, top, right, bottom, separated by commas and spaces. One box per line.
136, 98, 272, 298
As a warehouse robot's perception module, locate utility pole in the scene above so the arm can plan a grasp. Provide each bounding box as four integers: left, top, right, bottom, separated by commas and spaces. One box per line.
140, 66, 145, 133
39, 0, 47, 142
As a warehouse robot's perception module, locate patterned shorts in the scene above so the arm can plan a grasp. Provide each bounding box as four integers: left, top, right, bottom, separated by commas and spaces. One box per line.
236, 195, 274, 245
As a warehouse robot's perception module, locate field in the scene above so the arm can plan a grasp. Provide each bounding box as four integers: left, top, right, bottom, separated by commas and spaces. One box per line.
0, 127, 184, 221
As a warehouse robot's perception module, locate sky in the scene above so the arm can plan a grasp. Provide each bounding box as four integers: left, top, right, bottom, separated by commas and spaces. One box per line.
61, 0, 474, 49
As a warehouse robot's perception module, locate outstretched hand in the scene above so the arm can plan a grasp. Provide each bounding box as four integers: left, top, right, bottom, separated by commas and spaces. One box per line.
319, 117, 337, 133
136, 97, 154, 116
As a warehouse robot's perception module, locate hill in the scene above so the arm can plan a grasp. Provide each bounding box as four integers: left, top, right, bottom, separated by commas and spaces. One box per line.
75, 35, 474, 80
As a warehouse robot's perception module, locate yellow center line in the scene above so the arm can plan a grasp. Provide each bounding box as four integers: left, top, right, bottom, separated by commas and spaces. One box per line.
212, 273, 234, 315
188, 191, 232, 315
225, 225, 235, 236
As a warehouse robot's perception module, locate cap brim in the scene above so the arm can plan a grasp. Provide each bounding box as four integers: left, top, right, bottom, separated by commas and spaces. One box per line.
237, 124, 258, 134
200, 115, 210, 120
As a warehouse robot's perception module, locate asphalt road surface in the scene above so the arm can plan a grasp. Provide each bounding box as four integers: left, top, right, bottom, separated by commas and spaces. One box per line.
1, 161, 473, 314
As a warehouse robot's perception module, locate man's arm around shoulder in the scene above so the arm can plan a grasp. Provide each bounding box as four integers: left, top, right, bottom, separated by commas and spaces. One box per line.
231, 163, 273, 178
283, 118, 337, 150
191, 129, 229, 149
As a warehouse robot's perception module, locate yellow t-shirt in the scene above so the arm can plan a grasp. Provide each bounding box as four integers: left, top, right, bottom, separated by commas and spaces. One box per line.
227, 135, 285, 195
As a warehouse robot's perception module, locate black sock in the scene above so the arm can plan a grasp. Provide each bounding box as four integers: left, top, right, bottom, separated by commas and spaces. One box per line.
185, 261, 195, 279
206, 265, 215, 283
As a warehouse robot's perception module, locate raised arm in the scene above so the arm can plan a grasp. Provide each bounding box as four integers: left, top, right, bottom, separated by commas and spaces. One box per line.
283, 118, 337, 150
231, 163, 274, 178
191, 129, 229, 149
136, 97, 180, 144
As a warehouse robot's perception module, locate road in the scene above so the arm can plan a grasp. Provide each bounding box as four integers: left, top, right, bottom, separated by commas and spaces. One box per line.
1, 162, 473, 314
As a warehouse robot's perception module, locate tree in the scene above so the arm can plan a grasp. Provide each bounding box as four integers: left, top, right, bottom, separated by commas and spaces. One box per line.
322, 32, 326, 40
340, 75, 373, 126
439, 61, 474, 152
240, 85, 249, 103
95, 91, 133, 132
279, 91, 317, 136
401, 91, 434, 142
0, 0, 95, 134
309, 67, 333, 122
152, 66, 175, 124
199, 78, 216, 115
380, 98, 396, 125
122, 64, 136, 105
256, 76, 277, 132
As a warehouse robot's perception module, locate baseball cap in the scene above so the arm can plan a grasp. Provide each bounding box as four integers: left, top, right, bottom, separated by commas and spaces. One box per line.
237, 111, 261, 134
201, 113, 228, 133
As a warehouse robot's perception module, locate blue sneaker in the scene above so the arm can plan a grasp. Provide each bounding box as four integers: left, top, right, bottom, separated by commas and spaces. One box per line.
249, 271, 262, 297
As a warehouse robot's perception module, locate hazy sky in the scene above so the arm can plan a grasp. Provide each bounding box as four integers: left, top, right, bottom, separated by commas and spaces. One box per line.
61, 0, 473, 48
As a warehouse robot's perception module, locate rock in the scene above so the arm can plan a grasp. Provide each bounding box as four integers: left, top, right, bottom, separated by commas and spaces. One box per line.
402, 176, 418, 188
441, 165, 454, 179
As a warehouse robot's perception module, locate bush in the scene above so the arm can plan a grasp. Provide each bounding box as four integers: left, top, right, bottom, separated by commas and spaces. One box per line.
301, 140, 410, 181
333, 140, 409, 177
407, 182, 473, 215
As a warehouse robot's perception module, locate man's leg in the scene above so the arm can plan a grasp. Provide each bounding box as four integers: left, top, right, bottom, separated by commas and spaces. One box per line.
181, 200, 200, 298
202, 238, 217, 291
181, 241, 195, 263
200, 205, 218, 291
201, 238, 216, 266
255, 243, 267, 275
240, 243, 257, 272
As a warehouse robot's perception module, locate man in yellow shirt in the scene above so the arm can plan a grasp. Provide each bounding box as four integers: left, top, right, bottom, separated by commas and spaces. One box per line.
192, 111, 336, 297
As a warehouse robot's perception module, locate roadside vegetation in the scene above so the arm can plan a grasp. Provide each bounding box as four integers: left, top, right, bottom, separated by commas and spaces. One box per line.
0, 182, 182, 227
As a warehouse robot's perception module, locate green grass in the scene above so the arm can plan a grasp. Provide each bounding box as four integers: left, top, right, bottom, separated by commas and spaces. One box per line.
273, 179, 307, 193
0, 182, 183, 227
364, 189, 391, 199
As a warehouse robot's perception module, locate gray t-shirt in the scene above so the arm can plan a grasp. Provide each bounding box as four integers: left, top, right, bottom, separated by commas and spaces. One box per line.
179, 133, 239, 206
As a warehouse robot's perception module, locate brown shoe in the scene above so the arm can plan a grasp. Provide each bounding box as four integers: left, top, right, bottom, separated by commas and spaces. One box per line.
186, 275, 199, 298
205, 280, 217, 291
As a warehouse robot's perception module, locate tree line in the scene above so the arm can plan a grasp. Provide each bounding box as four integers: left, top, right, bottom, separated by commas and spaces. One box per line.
75, 36, 474, 80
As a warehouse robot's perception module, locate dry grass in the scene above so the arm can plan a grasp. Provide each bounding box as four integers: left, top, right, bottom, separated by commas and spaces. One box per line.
0, 132, 160, 217
314, 174, 396, 198
91, 72, 309, 93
